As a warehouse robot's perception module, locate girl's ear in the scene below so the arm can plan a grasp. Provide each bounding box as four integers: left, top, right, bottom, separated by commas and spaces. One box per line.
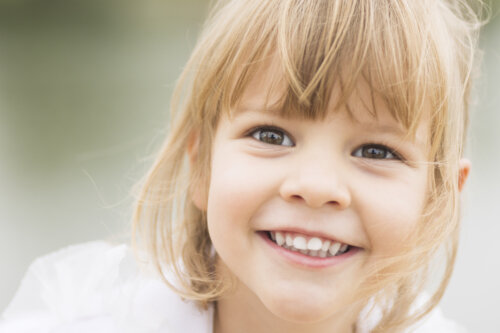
458, 158, 471, 192
188, 131, 208, 211
187, 130, 200, 165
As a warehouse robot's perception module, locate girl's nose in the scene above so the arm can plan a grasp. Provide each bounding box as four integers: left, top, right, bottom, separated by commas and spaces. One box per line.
279, 160, 351, 209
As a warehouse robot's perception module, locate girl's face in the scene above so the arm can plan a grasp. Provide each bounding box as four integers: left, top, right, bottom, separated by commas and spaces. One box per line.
199, 68, 430, 325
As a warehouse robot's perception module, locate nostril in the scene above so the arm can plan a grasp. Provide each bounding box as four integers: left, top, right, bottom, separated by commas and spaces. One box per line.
291, 195, 302, 201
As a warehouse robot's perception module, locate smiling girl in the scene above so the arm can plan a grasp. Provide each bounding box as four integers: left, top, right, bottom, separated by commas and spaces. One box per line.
1, 0, 484, 332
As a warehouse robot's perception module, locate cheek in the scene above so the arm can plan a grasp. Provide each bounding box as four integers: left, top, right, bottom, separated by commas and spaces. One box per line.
206, 149, 280, 250
206, 157, 250, 266
205, 149, 283, 281
208, 155, 257, 219
360, 176, 427, 252
207, 149, 281, 221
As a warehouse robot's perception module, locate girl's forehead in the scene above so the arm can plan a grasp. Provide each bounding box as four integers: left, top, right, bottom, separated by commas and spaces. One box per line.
235, 59, 421, 123
233, 55, 368, 114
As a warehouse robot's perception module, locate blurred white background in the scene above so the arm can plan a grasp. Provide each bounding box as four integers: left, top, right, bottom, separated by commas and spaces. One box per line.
0, 1, 499, 331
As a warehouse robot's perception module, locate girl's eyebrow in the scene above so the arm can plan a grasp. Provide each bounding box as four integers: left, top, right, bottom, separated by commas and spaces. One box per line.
233, 104, 283, 116
356, 122, 428, 148
356, 122, 406, 136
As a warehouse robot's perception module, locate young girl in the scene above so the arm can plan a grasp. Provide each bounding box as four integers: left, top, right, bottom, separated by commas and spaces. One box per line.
1, 0, 484, 332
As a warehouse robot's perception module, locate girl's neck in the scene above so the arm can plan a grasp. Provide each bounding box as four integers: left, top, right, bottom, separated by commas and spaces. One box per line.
213, 282, 361, 333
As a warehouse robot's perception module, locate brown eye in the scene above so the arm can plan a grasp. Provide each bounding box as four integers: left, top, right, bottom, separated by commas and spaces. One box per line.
251, 127, 294, 146
353, 144, 398, 160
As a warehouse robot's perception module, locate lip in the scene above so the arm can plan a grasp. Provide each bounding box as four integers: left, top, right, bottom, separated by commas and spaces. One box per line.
257, 231, 361, 269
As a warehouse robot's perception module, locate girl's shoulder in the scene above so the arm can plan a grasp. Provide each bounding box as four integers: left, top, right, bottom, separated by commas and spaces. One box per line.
0, 241, 213, 333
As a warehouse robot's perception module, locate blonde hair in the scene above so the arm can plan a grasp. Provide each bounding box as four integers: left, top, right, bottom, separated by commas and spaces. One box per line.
132, 0, 485, 331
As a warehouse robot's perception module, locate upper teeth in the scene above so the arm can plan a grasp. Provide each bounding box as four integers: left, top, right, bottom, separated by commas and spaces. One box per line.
270, 231, 349, 257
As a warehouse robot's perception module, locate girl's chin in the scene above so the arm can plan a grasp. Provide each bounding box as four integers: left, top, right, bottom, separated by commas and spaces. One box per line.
259, 292, 346, 324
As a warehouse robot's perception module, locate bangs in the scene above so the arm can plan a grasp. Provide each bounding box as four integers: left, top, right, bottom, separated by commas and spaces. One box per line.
191, 0, 451, 141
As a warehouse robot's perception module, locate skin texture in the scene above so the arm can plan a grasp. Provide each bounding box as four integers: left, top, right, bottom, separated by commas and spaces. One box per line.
191, 66, 470, 333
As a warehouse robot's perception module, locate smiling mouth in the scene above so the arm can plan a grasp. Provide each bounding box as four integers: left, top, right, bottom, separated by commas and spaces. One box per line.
264, 231, 351, 258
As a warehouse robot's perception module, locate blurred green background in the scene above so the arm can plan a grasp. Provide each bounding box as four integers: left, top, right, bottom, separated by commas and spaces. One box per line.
0, 1, 499, 331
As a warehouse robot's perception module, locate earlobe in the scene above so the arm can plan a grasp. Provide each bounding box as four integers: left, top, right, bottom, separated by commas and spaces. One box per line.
191, 185, 208, 211
458, 158, 471, 192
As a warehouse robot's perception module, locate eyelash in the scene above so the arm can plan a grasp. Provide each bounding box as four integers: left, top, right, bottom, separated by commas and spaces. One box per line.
247, 126, 402, 161
247, 125, 295, 147
352, 144, 401, 161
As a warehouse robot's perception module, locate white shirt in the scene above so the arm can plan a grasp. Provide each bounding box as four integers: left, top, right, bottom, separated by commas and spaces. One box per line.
0, 241, 466, 332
